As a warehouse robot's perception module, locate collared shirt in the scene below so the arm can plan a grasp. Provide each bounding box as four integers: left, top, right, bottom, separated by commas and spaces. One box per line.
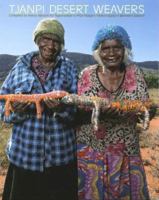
31, 55, 51, 84
0, 51, 77, 171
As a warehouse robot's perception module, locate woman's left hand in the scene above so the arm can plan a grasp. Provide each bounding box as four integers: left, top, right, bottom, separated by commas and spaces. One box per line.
105, 106, 121, 116
44, 98, 60, 109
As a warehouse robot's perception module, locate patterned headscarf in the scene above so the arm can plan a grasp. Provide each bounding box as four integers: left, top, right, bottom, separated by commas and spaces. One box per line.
33, 18, 65, 45
92, 25, 132, 51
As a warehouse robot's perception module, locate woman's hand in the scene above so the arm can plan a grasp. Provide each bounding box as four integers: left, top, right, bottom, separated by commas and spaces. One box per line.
11, 102, 31, 113
100, 106, 134, 120
106, 106, 120, 115
44, 98, 61, 111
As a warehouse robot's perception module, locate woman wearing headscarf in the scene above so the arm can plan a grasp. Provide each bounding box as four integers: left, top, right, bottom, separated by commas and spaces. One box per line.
0, 18, 78, 200
77, 25, 151, 200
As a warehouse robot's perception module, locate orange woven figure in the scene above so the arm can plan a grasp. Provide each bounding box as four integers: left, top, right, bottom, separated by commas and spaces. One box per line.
0, 91, 68, 118
0, 92, 153, 130
61, 94, 152, 130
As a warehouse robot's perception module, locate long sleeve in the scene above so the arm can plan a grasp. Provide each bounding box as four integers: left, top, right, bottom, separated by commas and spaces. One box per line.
0, 69, 29, 123
136, 67, 149, 101
0, 55, 35, 123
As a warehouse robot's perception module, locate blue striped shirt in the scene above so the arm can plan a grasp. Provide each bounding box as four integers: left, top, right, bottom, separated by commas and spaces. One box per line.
0, 52, 77, 171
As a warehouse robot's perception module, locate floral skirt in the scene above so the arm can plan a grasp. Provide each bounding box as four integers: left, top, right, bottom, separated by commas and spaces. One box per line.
78, 144, 150, 200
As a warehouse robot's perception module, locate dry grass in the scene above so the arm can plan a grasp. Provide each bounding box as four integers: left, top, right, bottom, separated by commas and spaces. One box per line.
148, 88, 159, 117
149, 88, 159, 104
0, 122, 11, 170
0, 122, 11, 199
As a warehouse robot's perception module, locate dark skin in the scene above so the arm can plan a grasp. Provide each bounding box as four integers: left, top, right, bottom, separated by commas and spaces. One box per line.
37, 33, 61, 68
12, 33, 61, 112
98, 39, 125, 92
98, 39, 126, 115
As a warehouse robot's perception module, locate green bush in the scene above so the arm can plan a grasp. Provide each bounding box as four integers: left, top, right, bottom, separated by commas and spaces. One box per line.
144, 72, 159, 88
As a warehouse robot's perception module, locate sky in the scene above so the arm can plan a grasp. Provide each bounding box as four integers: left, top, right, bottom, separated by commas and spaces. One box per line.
0, 0, 158, 62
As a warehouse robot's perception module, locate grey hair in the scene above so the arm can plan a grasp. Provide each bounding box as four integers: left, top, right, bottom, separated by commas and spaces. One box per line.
93, 44, 133, 73
123, 47, 133, 65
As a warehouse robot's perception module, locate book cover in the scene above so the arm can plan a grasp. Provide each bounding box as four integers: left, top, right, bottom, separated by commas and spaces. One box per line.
0, 0, 158, 199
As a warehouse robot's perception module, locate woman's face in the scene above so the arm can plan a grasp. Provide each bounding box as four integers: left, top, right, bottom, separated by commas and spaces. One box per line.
37, 33, 61, 62
99, 39, 124, 70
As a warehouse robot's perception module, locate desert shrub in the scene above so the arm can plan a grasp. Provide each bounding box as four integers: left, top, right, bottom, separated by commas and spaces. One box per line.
144, 72, 159, 88
0, 122, 11, 169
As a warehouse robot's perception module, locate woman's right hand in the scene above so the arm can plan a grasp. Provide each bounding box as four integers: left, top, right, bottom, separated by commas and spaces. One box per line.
11, 102, 31, 113
44, 98, 60, 109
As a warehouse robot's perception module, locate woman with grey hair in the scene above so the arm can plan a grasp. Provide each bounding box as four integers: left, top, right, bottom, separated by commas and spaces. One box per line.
77, 25, 150, 200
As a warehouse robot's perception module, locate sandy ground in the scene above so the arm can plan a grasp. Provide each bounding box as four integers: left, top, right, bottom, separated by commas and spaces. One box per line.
140, 117, 159, 199
0, 117, 159, 199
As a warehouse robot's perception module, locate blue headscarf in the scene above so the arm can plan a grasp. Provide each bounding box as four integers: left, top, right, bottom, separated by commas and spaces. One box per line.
92, 25, 132, 51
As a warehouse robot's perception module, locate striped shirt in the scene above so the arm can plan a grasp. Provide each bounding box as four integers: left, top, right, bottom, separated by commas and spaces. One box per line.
0, 51, 77, 171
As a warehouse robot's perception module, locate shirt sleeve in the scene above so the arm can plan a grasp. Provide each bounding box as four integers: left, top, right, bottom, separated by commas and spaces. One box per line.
136, 67, 149, 101
0, 68, 29, 123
